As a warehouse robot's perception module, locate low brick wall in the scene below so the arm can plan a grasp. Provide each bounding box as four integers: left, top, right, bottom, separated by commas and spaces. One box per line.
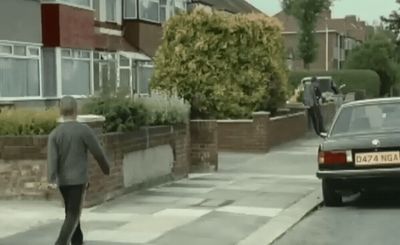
190, 120, 218, 172
268, 113, 308, 147
0, 124, 190, 207
217, 111, 307, 152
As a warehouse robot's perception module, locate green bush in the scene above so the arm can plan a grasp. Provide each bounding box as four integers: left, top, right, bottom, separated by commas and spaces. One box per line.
0, 109, 58, 136
288, 69, 380, 98
152, 9, 288, 119
82, 96, 190, 132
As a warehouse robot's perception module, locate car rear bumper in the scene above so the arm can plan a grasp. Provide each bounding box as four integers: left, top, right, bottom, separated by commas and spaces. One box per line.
317, 167, 400, 179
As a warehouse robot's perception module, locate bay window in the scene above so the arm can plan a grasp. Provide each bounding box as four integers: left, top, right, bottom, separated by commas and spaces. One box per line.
124, 0, 137, 19
117, 52, 152, 96
139, 0, 160, 22
0, 43, 41, 98
61, 49, 92, 96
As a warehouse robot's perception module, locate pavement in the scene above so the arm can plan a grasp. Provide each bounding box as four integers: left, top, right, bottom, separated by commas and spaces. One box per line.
0, 134, 322, 245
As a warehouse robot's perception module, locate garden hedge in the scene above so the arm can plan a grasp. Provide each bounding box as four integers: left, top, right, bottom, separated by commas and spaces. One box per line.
288, 69, 380, 98
152, 9, 288, 119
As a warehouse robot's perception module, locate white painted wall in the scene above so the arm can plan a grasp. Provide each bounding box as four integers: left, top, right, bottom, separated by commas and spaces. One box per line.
122, 145, 174, 188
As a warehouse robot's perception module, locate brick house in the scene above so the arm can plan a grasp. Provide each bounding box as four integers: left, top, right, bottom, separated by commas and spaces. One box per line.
0, 0, 260, 108
274, 10, 368, 71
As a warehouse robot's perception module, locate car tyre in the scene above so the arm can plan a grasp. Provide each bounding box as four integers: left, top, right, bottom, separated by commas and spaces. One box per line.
322, 179, 342, 207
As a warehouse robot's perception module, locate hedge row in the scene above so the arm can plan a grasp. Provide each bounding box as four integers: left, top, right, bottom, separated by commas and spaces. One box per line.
288, 69, 380, 98
0, 96, 190, 136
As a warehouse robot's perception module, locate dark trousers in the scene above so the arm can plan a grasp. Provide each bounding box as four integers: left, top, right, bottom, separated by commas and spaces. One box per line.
55, 184, 86, 245
308, 106, 325, 135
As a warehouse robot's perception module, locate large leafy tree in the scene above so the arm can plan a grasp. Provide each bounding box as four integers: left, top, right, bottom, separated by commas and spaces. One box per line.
345, 34, 397, 96
381, 0, 400, 39
282, 0, 332, 69
381, 0, 400, 63
152, 9, 288, 119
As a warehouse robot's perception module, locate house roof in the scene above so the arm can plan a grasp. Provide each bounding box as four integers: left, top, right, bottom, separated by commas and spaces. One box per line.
192, 0, 262, 14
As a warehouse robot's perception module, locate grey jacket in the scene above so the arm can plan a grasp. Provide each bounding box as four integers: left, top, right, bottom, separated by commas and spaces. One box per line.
47, 121, 110, 186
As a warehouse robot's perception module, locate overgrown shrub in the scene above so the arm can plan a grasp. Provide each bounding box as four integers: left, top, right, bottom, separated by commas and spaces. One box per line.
0, 109, 58, 136
152, 9, 288, 119
288, 69, 380, 98
82, 96, 190, 132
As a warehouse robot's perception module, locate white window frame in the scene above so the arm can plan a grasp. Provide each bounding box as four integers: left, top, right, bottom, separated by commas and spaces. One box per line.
0, 41, 43, 101
41, 0, 93, 11
59, 48, 94, 98
139, 0, 161, 23
124, 0, 138, 19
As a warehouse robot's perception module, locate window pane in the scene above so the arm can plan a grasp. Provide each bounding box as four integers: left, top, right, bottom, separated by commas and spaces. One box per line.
94, 62, 100, 92
29, 48, 40, 56
42, 48, 57, 97
174, 0, 186, 13
0, 58, 40, 97
125, 0, 137, 18
80, 51, 91, 59
139, 0, 159, 22
160, 6, 166, 22
93, 0, 100, 19
106, 0, 116, 22
14, 46, 26, 56
119, 69, 130, 88
0, 45, 12, 54
66, 0, 91, 7
131, 61, 137, 93
62, 49, 71, 57
62, 59, 90, 95
119, 55, 130, 66
138, 65, 152, 94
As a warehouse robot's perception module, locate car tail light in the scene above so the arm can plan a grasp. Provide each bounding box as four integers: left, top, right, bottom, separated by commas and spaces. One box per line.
319, 151, 352, 165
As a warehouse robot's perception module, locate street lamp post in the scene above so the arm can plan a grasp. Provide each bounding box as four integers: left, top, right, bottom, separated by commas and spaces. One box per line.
325, 17, 329, 71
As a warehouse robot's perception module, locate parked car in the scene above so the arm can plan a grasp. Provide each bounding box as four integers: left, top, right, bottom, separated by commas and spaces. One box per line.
317, 98, 400, 206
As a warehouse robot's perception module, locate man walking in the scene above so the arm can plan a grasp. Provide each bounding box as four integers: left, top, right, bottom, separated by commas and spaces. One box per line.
303, 76, 326, 135
47, 96, 111, 245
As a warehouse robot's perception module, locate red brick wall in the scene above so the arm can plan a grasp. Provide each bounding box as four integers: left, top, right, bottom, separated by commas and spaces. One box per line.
42, 4, 94, 49
124, 20, 163, 57
268, 113, 308, 147
190, 120, 218, 172
0, 125, 190, 206
217, 111, 308, 152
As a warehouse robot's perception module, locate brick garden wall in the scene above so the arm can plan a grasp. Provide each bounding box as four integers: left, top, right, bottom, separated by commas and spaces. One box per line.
190, 120, 218, 172
0, 125, 190, 207
217, 111, 308, 152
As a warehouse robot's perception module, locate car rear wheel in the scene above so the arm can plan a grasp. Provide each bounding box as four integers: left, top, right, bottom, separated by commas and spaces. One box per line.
322, 179, 342, 207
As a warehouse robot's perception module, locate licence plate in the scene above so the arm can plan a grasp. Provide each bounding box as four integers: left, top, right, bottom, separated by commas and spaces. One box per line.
355, 151, 400, 166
